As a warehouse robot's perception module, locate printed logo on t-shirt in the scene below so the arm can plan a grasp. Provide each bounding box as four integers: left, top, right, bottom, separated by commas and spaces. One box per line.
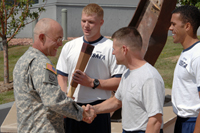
179, 60, 187, 68
92, 53, 105, 60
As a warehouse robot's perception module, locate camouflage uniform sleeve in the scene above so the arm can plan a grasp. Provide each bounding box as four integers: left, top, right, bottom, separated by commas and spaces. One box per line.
30, 59, 83, 121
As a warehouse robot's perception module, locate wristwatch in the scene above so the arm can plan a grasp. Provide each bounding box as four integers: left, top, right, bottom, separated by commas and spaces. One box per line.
92, 79, 100, 89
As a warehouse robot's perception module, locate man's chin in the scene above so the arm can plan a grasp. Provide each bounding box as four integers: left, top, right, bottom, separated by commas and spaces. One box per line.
84, 32, 90, 35
50, 53, 57, 57
84, 34, 91, 38
116, 62, 121, 65
173, 40, 179, 44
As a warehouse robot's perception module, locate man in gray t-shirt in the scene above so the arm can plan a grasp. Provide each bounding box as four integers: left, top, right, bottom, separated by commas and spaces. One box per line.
85, 27, 165, 133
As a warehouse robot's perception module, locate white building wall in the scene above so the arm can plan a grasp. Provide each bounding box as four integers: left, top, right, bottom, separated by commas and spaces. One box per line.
15, 0, 140, 38
15, 0, 200, 38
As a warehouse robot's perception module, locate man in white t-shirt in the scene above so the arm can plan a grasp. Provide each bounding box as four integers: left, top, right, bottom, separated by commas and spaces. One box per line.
169, 5, 200, 133
85, 27, 165, 133
56, 3, 126, 133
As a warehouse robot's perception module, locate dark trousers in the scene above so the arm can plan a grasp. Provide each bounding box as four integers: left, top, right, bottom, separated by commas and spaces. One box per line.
174, 116, 197, 133
64, 100, 111, 133
122, 129, 163, 133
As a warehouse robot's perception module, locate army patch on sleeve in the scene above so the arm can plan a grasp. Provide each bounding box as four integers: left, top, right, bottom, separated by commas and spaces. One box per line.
46, 63, 57, 74
44, 63, 58, 86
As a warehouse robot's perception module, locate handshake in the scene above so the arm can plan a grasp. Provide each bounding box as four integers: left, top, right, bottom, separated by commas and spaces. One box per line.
82, 104, 97, 124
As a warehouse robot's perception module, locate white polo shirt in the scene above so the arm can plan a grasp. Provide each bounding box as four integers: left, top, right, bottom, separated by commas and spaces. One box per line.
57, 36, 126, 103
172, 41, 200, 117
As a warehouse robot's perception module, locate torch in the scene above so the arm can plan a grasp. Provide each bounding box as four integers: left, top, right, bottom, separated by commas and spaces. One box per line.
67, 42, 94, 98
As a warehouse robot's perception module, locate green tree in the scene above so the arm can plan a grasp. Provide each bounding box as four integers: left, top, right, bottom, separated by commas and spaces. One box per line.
0, 0, 46, 83
178, 0, 200, 8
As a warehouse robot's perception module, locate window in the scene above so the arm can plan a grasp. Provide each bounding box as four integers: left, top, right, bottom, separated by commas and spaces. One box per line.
4, 0, 39, 5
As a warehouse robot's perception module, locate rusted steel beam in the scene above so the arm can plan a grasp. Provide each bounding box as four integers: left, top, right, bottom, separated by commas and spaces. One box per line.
129, 0, 177, 66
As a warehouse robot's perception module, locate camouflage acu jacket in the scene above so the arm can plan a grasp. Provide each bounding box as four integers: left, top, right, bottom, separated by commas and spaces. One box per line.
13, 47, 83, 133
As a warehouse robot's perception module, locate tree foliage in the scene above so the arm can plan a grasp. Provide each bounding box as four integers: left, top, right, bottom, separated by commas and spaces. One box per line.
178, 0, 200, 8
0, 0, 46, 42
0, 0, 46, 83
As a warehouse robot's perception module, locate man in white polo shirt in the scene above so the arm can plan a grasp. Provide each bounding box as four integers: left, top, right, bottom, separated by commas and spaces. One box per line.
169, 5, 200, 133
56, 3, 126, 133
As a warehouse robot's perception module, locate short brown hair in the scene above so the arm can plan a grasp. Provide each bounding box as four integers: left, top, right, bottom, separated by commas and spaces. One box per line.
112, 27, 142, 51
172, 5, 200, 34
82, 3, 104, 18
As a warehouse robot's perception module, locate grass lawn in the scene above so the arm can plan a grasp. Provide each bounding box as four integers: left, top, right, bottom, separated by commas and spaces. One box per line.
0, 37, 183, 104
154, 36, 183, 89
0, 91, 15, 105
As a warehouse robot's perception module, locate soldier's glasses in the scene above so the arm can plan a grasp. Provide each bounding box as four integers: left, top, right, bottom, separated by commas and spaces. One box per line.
45, 34, 64, 43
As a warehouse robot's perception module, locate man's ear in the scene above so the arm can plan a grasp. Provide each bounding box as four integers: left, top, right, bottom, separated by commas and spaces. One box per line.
185, 22, 191, 32
185, 22, 195, 35
39, 34, 45, 44
100, 19, 104, 26
122, 45, 128, 55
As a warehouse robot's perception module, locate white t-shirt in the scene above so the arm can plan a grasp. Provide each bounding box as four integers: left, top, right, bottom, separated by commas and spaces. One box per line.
172, 41, 200, 117
56, 36, 126, 103
115, 63, 165, 131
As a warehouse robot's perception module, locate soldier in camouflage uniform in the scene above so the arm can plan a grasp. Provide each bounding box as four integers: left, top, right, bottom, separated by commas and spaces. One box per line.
13, 18, 95, 133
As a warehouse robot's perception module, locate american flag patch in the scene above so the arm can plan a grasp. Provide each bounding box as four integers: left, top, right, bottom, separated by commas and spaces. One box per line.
46, 63, 57, 74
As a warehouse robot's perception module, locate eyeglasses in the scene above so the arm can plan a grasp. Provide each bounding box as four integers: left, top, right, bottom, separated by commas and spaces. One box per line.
45, 34, 64, 43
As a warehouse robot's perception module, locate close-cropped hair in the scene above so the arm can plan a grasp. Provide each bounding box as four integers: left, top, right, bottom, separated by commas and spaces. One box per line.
34, 18, 50, 34
112, 27, 142, 50
82, 3, 104, 18
172, 5, 200, 34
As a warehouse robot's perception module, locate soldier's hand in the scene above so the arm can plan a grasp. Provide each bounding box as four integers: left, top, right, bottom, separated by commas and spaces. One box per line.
82, 105, 96, 123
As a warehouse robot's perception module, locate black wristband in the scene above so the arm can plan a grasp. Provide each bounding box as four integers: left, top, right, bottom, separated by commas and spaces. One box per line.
92, 79, 100, 89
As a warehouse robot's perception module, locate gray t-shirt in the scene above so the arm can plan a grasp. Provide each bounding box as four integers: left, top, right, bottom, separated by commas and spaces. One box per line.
115, 63, 165, 131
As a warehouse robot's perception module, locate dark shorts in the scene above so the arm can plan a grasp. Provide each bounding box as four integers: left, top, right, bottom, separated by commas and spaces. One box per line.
64, 100, 111, 133
174, 116, 197, 133
122, 129, 163, 133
